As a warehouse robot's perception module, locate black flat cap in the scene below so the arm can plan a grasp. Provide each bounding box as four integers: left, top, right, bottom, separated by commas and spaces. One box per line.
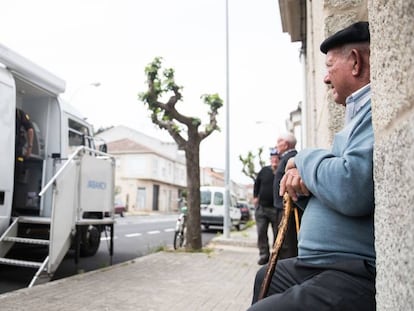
320, 21, 370, 54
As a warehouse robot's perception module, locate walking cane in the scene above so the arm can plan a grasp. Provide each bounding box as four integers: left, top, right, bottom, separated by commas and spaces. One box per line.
258, 193, 294, 300
294, 206, 300, 235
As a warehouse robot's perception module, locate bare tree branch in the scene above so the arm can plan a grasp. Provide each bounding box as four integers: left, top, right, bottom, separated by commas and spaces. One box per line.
138, 57, 223, 250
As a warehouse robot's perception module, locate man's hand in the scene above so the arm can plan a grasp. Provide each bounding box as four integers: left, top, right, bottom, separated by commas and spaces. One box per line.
285, 158, 296, 172
24, 146, 32, 159
24, 128, 34, 159
279, 167, 310, 201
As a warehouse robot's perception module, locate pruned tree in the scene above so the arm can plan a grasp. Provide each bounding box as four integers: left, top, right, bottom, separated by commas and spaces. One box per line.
138, 57, 223, 250
239, 147, 266, 182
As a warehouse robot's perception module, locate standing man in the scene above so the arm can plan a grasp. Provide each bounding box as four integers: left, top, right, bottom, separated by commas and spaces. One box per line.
273, 132, 300, 259
249, 22, 375, 310
15, 108, 34, 160
253, 148, 279, 265
13, 108, 34, 209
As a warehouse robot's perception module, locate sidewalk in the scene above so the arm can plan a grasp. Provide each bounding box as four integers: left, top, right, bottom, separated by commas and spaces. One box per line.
0, 225, 260, 311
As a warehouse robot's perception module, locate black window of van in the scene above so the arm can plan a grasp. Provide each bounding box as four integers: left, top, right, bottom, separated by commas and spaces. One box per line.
214, 192, 224, 205
200, 190, 211, 205
68, 119, 91, 148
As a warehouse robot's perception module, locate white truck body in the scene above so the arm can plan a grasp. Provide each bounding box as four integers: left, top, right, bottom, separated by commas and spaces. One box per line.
0, 43, 115, 287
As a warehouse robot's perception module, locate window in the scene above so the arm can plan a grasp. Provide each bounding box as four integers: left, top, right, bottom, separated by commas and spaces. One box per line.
213, 192, 224, 206
68, 119, 91, 148
136, 187, 146, 210
200, 190, 211, 205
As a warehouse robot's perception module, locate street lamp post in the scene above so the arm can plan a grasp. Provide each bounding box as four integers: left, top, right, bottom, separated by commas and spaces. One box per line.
223, 0, 231, 239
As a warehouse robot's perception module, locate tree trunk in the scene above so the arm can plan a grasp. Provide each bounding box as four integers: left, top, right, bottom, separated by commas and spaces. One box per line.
185, 137, 202, 250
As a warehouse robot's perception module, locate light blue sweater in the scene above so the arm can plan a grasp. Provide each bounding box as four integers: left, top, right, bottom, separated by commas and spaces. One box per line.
295, 100, 375, 267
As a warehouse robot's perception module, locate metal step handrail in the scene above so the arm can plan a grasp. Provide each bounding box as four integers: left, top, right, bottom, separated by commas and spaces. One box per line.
39, 146, 114, 197
38, 145, 84, 197
29, 256, 50, 288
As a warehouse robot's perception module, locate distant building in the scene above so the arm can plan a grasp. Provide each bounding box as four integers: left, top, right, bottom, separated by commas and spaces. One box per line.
286, 102, 302, 150
200, 167, 224, 187
97, 125, 255, 212
97, 126, 186, 213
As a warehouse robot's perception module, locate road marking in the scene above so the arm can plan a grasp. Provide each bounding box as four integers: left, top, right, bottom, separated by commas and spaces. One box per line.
116, 215, 179, 225
125, 233, 142, 238
147, 230, 160, 235
101, 236, 118, 241
101, 228, 175, 240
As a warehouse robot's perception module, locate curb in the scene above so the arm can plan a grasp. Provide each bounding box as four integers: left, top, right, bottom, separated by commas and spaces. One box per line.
209, 225, 257, 248
211, 238, 257, 248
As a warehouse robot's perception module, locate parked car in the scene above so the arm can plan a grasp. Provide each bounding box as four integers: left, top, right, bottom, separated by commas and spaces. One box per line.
236, 202, 251, 222
114, 200, 126, 217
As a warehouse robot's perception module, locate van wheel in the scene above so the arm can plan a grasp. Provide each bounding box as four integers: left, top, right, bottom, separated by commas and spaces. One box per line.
235, 224, 241, 231
80, 225, 101, 257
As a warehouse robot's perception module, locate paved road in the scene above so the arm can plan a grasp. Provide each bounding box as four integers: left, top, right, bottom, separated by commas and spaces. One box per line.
0, 214, 218, 294
0, 225, 260, 311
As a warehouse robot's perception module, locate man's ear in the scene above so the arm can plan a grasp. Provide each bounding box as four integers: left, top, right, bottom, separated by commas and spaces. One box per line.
351, 49, 362, 76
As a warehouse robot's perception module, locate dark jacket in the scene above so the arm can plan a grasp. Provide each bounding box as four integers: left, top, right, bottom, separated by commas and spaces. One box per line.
273, 149, 297, 209
253, 165, 274, 207
15, 108, 33, 157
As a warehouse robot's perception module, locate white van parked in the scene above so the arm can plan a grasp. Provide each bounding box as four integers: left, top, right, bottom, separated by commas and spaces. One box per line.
200, 186, 242, 231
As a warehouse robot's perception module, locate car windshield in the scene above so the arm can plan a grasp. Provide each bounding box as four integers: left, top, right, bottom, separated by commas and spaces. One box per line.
200, 190, 211, 205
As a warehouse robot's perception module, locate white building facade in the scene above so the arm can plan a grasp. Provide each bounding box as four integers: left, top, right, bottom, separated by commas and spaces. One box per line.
97, 126, 186, 213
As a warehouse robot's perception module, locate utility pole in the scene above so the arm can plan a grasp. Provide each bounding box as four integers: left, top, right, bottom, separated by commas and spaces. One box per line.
223, 0, 231, 239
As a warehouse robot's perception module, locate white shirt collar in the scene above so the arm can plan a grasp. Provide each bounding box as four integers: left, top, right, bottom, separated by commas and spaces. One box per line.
345, 83, 371, 125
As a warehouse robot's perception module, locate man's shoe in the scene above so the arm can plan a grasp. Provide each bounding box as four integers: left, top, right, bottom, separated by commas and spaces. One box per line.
257, 256, 269, 265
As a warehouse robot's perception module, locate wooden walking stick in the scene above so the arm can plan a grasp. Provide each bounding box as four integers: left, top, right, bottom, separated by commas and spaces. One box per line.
258, 193, 294, 300
294, 206, 300, 235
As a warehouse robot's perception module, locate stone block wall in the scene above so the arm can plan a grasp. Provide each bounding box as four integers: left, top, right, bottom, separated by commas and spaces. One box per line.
304, 0, 325, 148
305, 0, 367, 148
285, 0, 414, 307
369, 0, 414, 309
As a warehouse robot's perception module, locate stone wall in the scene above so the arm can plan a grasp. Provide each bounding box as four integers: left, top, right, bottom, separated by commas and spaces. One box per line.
304, 0, 327, 147
283, 0, 414, 307
369, 0, 414, 309
317, 1, 414, 308
304, 0, 367, 148
323, 0, 368, 144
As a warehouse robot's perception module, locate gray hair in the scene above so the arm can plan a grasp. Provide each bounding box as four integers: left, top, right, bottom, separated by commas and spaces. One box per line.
340, 42, 370, 56
279, 132, 297, 148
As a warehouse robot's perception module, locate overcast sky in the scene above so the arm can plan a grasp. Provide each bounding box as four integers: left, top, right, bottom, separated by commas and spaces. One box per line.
1, 0, 303, 184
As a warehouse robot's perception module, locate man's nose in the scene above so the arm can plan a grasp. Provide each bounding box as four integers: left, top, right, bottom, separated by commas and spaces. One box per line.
323, 74, 331, 85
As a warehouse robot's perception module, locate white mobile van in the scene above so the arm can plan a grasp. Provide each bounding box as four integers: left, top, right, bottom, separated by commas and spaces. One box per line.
200, 186, 242, 231
0, 43, 115, 287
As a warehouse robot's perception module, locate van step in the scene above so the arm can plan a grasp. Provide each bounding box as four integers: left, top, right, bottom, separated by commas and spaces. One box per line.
0, 257, 43, 269
3, 236, 50, 245
16, 216, 51, 225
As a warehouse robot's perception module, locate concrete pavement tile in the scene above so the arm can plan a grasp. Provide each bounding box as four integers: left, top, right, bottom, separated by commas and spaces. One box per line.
0, 247, 259, 311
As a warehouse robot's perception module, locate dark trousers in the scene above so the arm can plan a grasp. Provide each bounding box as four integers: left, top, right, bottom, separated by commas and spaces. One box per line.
12, 158, 26, 210
248, 257, 376, 311
255, 205, 278, 259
